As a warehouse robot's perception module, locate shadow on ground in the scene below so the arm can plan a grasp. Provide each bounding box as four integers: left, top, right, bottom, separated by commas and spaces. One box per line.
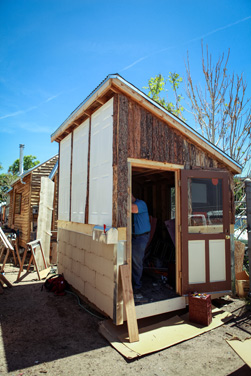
0, 274, 107, 373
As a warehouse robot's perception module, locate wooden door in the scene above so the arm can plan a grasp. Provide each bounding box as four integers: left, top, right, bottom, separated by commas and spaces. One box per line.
181, 170, 231, 295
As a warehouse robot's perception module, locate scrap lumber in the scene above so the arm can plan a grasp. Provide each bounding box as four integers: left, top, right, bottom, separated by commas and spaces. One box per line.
120, 264, 139, 343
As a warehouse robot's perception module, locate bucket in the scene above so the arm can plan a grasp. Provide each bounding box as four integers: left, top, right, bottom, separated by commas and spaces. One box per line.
235, 271, 250, 298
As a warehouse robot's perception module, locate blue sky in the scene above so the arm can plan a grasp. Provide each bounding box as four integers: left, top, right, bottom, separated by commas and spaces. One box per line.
0, 0, 251, 173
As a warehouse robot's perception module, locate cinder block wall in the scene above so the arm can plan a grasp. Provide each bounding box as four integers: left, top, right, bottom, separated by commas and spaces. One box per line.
57, 228, 115, 318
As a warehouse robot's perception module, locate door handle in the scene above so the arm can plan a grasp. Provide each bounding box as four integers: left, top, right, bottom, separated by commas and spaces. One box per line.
225, 235, 230, 240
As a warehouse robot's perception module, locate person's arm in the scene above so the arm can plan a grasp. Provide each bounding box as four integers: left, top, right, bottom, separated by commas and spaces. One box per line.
131, 203, 139, 213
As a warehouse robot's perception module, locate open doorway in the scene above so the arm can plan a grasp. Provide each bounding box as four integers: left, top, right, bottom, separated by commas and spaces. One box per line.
132, 167, 180, 304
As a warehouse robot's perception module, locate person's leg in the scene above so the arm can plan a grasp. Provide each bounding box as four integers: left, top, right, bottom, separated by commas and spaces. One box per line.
132, 233, 150, 291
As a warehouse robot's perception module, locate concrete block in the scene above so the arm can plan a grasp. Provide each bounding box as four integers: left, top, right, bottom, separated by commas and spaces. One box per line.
79, 249, 85, 265
95, 273, 114, 299
81, 265, 96, 286
74, 248, 82, 263
85, 251, 97, 271
75, 233, 85, 250
95, 242, 115, 261
81, 234, 91, 251
66, 245, 75, 259
75, 276, 84, 295
57, 263, 63, 275
72, 260, 81, 277
63, 267, 71, 283
66, 257, 73, 272
85, 282, 96, 306
71, 231, 82, 248
57, 240, 65, 256
57, 251, 64, 265
94, 255, 114, 279
60, 230, 70, 244
71, 246, 77, 259
90, 238, 102, 255
95, 289, 113, 318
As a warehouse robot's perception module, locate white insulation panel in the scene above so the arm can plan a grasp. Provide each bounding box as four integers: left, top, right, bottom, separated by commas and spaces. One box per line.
58, 134, 71, 221
188, 240, 206, 284
71, 119, 89, 223
89, 98, 113, 226
209, 239, 226, 282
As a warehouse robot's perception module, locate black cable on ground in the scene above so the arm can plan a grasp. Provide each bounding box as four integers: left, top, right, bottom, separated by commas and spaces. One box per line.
65, 289, 106, 320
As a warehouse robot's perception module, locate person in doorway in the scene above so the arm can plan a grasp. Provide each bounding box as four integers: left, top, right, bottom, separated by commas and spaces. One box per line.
131, 194, 151, 302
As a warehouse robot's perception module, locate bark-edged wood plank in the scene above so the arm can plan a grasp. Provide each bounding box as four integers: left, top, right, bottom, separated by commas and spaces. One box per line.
119, 264, 139, 343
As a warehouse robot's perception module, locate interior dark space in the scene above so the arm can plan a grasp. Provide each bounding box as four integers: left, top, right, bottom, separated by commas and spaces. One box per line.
132, 168, 179, 304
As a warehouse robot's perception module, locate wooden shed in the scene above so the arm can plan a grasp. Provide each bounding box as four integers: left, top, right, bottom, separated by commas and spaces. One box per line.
51, 74, 241, 324
8, 155, 58, 248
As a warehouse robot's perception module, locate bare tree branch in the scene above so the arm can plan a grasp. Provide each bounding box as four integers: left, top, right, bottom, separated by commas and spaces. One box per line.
185, 42, 251, 174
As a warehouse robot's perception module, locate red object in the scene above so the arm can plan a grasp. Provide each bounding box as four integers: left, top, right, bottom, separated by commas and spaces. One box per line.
103, 224, 106, 233
189, 294, 212, 326
212, 178, 219, 186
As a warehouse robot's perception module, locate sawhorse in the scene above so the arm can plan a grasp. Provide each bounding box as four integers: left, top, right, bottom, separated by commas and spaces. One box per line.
0, 227, 18, 272
17, 239, 48, 281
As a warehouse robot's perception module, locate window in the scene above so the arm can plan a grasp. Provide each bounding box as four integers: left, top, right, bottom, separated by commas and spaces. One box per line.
188, 178, 223, 233
15, 193, 22, 214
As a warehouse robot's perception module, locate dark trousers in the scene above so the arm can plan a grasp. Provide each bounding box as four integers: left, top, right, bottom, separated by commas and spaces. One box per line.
132, 233, 150, 290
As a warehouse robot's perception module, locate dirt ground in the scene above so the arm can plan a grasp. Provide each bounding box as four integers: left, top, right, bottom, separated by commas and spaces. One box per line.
0, 264, 251, 376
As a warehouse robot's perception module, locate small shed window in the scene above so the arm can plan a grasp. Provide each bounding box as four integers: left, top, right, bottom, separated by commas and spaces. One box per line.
15, 193, 22, 214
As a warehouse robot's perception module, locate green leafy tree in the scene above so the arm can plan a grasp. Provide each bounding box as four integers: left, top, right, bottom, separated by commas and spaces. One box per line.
143, 73, 185, 120
8, 155, 40, 175
0, 172, 16, 202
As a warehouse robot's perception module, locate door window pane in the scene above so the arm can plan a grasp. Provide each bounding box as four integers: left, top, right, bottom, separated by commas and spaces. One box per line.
188, 178, 223, 233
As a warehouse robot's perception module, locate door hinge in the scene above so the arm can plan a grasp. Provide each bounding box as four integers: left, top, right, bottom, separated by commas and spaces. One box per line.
179, 225, 182, 232
178, 180, 181, 187
179, 271, 182, 279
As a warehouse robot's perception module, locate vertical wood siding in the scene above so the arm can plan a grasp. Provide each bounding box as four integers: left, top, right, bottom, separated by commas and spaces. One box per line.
113, 93, 235, 227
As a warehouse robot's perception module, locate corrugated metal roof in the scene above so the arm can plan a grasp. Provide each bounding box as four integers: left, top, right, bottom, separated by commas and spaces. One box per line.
51, 74, 242, 172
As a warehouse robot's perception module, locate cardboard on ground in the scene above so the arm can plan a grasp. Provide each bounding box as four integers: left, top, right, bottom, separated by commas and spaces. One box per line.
99, 307, 233, 359
226, 338, 251, 368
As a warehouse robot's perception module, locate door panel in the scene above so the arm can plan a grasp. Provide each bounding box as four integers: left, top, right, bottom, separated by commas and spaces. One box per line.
181, 170, 231, 295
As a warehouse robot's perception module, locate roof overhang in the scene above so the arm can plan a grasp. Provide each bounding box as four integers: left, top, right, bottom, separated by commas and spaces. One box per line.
51, 74, 242, 175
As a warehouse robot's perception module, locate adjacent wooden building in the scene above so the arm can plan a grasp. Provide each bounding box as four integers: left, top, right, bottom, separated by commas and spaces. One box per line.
51, 74, 241, 324
8, 155, 58, 248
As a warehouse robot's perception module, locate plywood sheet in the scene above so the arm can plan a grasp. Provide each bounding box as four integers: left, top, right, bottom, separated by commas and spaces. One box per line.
36, 177, 55, 268
99, 307, 233, 359
226, 338, 251, 368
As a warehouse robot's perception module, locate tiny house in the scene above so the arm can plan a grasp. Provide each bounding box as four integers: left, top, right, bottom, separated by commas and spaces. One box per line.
8, 155, 58, 248
51, 74, 241, 324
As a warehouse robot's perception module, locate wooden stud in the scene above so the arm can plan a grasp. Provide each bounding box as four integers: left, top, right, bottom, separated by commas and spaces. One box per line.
128, 158, 184, 171
175, 169, 182, 295
126, 162, 132, 266
119, 264, 139, 343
